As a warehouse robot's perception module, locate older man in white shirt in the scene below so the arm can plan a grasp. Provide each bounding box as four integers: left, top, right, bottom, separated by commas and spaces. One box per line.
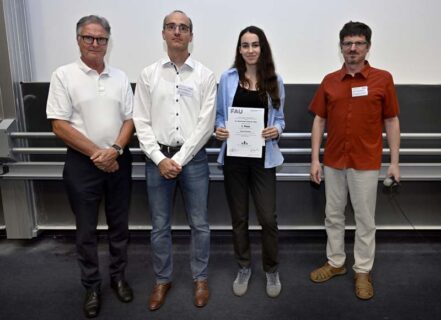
46, 15, 134, 318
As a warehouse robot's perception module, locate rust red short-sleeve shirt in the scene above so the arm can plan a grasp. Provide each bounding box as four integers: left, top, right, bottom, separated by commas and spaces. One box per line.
309, 62, 400, 170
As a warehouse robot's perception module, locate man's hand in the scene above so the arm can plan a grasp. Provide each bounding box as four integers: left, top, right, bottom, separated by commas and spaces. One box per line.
101, 160, 119, 173
386, 163, 400, 183
158, 158, 182, 179
91, 148, 119, 172
310, 160, 322, 184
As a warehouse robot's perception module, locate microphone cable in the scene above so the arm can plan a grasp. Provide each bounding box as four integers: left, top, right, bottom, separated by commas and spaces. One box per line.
382, 180, 439, 253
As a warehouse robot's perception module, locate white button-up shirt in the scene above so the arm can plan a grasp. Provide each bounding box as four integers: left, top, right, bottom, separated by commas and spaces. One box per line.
46, 59, 133, 148
133, 56, 217, 166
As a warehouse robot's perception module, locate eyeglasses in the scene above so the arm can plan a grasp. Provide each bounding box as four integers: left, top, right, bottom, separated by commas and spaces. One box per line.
164, 23, 191, 33
341, 41, 368, 49
240, 42, 260, 49
80, 35, 109, 46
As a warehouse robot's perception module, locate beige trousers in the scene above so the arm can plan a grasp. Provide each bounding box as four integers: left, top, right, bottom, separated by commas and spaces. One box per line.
324, 166, 379, 273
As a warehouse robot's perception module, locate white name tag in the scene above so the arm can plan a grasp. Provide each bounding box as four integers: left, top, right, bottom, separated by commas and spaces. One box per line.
352, 86, 368, 97
177, 85, 193, 97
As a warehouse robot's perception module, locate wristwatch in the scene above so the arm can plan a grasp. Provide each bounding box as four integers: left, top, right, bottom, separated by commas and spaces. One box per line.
111, 144, 123, 156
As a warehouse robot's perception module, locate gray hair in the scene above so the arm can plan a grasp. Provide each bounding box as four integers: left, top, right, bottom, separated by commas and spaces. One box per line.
76, 15, 111, 36
163, 10, 193, 32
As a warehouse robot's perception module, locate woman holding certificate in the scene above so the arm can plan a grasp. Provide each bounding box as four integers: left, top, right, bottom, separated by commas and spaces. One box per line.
215, 26, 285, 298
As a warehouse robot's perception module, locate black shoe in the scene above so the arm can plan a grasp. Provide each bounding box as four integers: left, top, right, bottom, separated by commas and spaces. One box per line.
111, 280, 133, 303
84, 290, 100, 318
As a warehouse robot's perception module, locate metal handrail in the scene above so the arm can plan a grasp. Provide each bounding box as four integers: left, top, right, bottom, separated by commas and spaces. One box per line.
6, 131, 441, 156
3, 162, 441, 181
10, 147, 441, 156
9, 132, 441, 139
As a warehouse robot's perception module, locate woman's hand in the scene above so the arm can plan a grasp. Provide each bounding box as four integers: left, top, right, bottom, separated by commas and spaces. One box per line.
262, 126, 279, 140
215, 127, 229, 141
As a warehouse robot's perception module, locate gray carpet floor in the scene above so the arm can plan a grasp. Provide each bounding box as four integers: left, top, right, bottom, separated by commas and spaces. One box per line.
0, 231, 440, 320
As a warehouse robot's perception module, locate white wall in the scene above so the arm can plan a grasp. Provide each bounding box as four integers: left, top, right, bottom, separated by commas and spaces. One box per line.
26, 0, 441, 84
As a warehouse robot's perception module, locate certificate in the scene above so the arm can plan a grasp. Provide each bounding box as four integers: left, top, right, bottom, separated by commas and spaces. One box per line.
226, 106, 265, 158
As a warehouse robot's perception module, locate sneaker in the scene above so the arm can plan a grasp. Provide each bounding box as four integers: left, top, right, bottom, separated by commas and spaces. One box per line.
266, 272, 281, 298
232, 268, 252, 296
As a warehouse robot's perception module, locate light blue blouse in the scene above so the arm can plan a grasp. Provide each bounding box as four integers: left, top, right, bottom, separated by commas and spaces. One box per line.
215, 68, 285, 168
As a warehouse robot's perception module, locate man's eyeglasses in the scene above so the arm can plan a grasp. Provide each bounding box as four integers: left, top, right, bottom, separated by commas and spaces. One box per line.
164, 23, 191, 33
80, 35, 109, 46
341, 41, 368, 49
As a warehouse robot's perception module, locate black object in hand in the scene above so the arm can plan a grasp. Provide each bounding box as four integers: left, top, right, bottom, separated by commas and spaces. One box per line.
310, 180, 321, 190
383, 176, 399, 188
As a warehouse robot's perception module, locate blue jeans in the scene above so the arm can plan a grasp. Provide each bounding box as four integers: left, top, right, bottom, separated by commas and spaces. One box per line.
145, 149, 210, 283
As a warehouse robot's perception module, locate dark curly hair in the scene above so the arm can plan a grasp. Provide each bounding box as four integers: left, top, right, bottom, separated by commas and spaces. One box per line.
339, 21, 372, 44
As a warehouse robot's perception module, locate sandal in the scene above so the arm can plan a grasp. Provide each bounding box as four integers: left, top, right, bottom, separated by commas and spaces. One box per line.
310, 262, 347, 283
354, 272, 374, 300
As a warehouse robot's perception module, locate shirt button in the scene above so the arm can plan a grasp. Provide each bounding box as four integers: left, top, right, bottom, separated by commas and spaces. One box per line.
176, 127, 179, 130
176, 72, 179, 75
176, 85, 178, 88
176, 99, 179, 102
176, 113, 179, 116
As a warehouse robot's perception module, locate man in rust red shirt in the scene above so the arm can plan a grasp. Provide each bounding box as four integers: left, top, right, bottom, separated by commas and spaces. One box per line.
308, 21, 400, 300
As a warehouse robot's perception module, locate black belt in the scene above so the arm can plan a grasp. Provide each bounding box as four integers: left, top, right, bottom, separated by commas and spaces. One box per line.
158, 143, 182, 154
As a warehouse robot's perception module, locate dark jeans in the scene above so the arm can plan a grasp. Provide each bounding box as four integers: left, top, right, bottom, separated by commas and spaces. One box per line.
63, 148, 132, 290
223, 156, 278, 273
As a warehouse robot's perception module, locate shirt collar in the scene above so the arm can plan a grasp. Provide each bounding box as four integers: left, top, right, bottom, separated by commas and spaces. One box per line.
161, 54, 194, 70
339, 61, 371, 80
76, 58, 110, 76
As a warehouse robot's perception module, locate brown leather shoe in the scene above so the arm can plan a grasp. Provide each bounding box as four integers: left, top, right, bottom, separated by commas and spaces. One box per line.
194, 280, 209, 307
148, 282, 172, 311
354, 272, 374, 300
310, 262, 347, 283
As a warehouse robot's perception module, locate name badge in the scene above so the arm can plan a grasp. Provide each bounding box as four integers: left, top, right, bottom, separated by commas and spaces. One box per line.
352, 86, 368, 97
177, 85, 193, 97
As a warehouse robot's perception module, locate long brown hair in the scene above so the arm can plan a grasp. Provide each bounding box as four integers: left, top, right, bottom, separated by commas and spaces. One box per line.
233, 26, 280, 108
